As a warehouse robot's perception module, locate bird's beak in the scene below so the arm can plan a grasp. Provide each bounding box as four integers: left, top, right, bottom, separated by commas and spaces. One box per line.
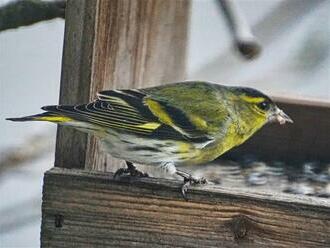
269, 107, 293, 125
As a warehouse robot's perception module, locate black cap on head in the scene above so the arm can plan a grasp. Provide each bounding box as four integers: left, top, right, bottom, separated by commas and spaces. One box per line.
233, 87, 273, 102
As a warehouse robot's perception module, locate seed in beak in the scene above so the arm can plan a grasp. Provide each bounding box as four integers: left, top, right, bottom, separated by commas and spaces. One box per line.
276, 109, 293, 125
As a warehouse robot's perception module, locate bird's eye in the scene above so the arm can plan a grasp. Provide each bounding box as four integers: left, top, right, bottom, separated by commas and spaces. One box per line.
257, 101, 270, 111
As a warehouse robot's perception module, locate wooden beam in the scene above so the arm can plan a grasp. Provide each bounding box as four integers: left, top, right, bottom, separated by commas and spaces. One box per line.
225, 98, 330, 163
41, 168, 330, 247
55, 0, 190, 170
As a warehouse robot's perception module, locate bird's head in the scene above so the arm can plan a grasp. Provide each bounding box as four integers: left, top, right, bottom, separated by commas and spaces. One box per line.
230, 87, 293, 125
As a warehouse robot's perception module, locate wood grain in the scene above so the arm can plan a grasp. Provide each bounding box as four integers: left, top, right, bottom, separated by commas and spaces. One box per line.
224, 98, 330, 163
55, 0, 190, 170
41, 168, 330, 248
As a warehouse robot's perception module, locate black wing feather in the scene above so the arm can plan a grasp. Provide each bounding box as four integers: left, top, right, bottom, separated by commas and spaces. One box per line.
42, 89, 214, 145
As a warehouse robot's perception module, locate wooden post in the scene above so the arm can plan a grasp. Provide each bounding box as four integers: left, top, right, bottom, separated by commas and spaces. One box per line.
55, 0, 190, 171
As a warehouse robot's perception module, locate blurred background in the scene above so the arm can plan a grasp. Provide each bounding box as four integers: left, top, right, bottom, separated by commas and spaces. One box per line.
0, 0, 329, 247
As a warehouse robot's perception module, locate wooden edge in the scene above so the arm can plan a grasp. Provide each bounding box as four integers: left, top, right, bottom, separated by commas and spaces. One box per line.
41, 167, 330, 247
273, 96, 330, 108
45, 167, 330, 209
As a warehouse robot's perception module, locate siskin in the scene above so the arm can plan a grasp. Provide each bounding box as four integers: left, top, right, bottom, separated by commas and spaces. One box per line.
7, 81, 293, 197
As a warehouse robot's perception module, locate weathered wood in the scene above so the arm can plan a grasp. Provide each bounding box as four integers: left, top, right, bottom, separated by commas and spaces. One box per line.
55, 0, 190, 170
225, 97, 330, 163
41, 168, 330, 248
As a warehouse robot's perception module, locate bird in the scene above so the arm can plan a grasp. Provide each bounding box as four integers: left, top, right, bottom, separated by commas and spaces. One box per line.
7, 81, 293, 198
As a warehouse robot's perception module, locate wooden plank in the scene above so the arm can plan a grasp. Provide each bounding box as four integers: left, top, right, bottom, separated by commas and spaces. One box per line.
41, 168, 330, 247
224, 97, 330, 163
55, 0, 190, 170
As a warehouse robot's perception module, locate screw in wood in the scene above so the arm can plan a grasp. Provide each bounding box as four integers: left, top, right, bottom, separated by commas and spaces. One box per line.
54, 214, 64, 228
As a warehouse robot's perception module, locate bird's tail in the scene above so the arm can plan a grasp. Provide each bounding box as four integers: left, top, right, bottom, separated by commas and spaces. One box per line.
7, 105, 105, 136
6, 111, 73, 123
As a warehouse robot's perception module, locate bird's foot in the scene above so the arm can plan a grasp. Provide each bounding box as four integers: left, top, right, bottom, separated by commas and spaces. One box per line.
176, 170, 208, 200
181, 176, 208, 200
113, 161, 148, 179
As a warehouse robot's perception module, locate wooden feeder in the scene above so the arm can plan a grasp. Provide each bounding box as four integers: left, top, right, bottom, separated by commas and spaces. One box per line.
41, 1, 330, 247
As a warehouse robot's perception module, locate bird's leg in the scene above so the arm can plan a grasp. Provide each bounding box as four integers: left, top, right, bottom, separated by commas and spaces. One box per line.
176, 170, 208, 199
113, 161, 148, 178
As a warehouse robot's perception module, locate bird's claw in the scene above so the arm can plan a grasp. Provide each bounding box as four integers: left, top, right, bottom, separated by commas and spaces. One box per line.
113, 168, 127, 179
181, 176, 208, 200
113, 167, 148, 179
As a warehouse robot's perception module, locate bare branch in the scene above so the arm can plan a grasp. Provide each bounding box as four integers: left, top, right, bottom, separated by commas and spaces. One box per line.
218, 0, 261, 60
0, 0, 66, 32
0, 133, 54, 175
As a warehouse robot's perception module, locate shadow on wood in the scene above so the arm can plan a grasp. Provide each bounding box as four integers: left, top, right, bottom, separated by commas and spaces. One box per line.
41, 168, 330, 247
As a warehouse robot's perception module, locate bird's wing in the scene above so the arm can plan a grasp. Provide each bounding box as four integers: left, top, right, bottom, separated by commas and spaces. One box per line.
142, 82, 231, 138
42, 88, 216, 145
142, 97, 212, 139
42, 89, 161, 135
98, 89, 215, 143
